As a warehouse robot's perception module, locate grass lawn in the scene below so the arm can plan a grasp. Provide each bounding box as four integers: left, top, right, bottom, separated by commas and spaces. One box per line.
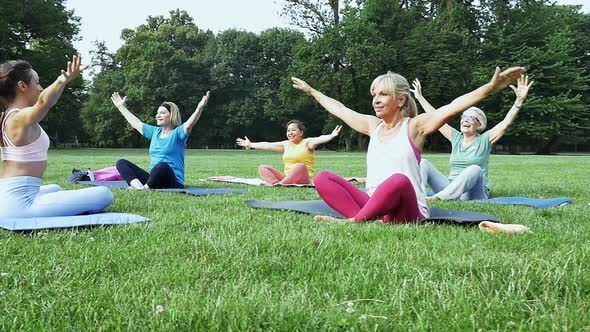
1, 149, 589, 330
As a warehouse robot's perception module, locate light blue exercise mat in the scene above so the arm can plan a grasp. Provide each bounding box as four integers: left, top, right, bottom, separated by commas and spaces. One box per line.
0, 213, 150, 231
474, 196, 572, 209
425, 192, 572, 208
245, 200, 500, 225
77, 181, 247, 195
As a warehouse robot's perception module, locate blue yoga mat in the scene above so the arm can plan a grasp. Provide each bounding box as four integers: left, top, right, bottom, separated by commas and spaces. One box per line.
426, 191, 571, 208
475, 196, 571, 209
77, 181, 246, 195
0, 213, 150, 231
245, 200, 499, 225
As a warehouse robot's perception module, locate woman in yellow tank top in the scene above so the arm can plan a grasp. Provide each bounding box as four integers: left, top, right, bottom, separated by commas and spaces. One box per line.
236, 120, 341, 185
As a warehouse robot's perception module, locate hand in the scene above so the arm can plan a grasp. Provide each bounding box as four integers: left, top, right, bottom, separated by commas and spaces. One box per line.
58, 55, 88, 84
510, 75, 534, 101
236, 136, 251, 148
411, 78, 423, 99
197, 91, 210, 110
331, 125, 342, 137
110, 92, 127, 108
488, 66, 527, 93
291, 77, 314, 94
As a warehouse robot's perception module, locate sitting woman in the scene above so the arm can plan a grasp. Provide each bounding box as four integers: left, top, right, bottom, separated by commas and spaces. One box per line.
291, 66, 525, 223
236, 120, 341, 185
412, 75, 533, 200
111, 91, 209, 189
0, 56, 113, 218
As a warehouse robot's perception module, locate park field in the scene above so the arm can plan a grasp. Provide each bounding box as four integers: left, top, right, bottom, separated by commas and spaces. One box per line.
1, 149, 589, 330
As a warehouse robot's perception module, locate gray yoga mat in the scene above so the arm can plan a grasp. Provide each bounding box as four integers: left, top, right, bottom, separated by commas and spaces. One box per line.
245, 199, 500, 225
77, 181, 246, 195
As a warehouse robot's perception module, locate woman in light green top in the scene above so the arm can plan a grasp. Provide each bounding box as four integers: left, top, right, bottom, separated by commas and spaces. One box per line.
412, 75, 533, 200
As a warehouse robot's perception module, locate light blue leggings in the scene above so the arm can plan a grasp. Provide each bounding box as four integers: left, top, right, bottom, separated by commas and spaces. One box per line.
420, 159, 488, 201
0, 176, 114, 218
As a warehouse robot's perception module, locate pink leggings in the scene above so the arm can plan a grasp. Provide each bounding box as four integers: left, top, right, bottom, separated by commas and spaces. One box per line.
258, 163, 311, 185
314, 171, 424, 223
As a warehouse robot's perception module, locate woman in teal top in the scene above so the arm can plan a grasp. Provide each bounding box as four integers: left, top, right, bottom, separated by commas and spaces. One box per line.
110, 91, 209, 189
412, 74, 533, 200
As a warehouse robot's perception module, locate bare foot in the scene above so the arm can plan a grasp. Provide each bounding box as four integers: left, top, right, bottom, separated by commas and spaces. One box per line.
426, 195, 440, 201
313, 215, 354, 222
479, 221, 531, 234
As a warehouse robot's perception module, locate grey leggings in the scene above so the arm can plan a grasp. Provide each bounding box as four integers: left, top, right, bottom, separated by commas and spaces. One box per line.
0, 176, 114, 218
420, 159, 488, 201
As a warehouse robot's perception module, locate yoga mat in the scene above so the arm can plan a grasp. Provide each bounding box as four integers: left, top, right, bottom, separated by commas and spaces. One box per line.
426, 191, 571, 208
77, 181, 246, 195
0, 213, 150, 231
245, 200, 499, 225
206, 176, 365, 187
475, 196, 571, 209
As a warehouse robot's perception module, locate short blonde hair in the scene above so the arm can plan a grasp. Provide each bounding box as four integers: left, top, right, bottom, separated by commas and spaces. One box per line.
370, 72, 417, 118
160, 101, 182, 128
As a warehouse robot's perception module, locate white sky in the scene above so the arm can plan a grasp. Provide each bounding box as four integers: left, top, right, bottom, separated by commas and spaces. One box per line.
66, 0, 590, 65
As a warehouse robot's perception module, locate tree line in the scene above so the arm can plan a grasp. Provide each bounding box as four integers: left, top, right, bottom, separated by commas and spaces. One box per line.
1, 0, 588, 153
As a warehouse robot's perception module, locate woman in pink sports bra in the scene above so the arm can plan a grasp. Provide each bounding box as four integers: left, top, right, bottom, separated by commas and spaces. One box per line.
0, 56, 113, 218
291, 67, 526, 223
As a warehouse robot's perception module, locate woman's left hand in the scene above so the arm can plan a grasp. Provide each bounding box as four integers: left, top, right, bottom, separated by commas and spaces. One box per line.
510, 75, 534, 101
331, 125, 342, 137
488, 66, 527, 92
197, 91, 210, 110
58, 55, 88, 83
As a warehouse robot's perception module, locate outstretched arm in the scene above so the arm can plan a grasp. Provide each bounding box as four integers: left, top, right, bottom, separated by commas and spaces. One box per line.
412, 79, 453, 141
488, 75, 534, 144
111, 92, 143, 134
236, 136, 286, 153
16, 55, 87, 126
306, 125, 342, 150
184, 91, 210, 135
292, 77, 381, 136
412, 67, 526, 140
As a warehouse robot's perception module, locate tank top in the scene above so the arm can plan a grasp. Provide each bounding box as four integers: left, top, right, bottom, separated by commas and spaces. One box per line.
365, 118, 429, 218
1, 108, 50, 162
283, 139, 315, 180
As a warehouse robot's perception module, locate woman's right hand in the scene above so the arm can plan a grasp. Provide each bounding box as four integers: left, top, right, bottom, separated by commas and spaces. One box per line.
291, 77, 314, 94
236, 136, 251, 148
111, 92, 127, 108
411, 78, 423, 99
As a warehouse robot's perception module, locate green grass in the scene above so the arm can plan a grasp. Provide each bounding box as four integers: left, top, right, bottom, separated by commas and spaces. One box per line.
1, 149, 589, 331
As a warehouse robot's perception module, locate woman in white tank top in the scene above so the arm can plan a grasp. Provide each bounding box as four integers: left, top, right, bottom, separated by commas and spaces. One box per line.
0, 56, 113, 218
291, 67, 526, 223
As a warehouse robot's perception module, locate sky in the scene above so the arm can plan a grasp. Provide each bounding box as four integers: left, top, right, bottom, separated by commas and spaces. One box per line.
65, 0, 590, 67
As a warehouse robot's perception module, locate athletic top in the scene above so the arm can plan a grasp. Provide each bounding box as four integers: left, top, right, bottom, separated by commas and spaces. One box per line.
143, 124, 188, 185
449, 128, 492, 194
283, 139, 315, 180
1, 108, 50, 162
365, 118, 429, 218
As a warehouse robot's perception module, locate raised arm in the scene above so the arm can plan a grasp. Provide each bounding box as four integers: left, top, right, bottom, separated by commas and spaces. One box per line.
412, 67, 526, 139
110, 92, 143, 134
16, 55, 86, 126
306, 125, 342, 150
487, 75, 533, 144
183, 91, 210, 135
412, 78, 453, 141
236, 136, 286, 153
292, 77, 380, 136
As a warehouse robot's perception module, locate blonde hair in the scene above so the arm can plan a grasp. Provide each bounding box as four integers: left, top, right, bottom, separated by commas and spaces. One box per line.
370, 71, 417, 118
160, 101, 182, 128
